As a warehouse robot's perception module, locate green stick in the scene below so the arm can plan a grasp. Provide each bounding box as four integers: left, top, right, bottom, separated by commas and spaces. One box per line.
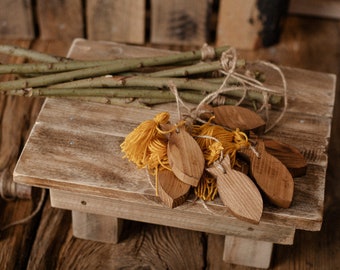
0, 46, 229, 91
0, 60, 126, 74
149, 59, 245, 77
10, 87, 242, 106
0, 45, 68, 63
50, 76, 282, 105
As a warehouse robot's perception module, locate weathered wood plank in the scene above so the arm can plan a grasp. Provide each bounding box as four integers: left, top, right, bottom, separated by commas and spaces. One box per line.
289, 0, 340, 20
50, 189, 295, 244
14, 113, 326, 229
26, 198, 71, 269
0, 198, 39, 269
29, 197, 205, 269
86, 0, 145, 44
150, 0, 211, 45
216, 0, 261, 49
72, 211, 123, 244
216, 0, 288, 49
0, 0, 34, 39
13, 69, 333, 229
223, 236, 273, 268
58, 223, 204, 269
36, 0, 83, 40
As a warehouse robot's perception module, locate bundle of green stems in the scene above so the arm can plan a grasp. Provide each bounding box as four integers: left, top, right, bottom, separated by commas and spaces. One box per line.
0, 44, 282, 107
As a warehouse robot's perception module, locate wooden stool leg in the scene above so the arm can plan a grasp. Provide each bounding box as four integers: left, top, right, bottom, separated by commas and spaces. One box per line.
72, 211, 123, 244
223, 235, 273, 269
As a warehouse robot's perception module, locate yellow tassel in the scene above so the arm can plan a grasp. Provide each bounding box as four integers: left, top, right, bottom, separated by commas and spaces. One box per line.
192, 118, 250, 201
120, 112, 171, 175
195, 172, 218, 201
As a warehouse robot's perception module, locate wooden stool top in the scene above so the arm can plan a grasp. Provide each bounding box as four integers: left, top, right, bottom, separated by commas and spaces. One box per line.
14, 39, 336, 245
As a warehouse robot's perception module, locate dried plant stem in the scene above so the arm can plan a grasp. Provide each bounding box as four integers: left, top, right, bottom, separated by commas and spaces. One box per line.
149, 59, 245, 77
32, 89, 240, 106
0, 60, 124, 74
0, 44, 283, 109
0, 46, 230, 91
50, 76, 282, 105
0, 44, 68, 63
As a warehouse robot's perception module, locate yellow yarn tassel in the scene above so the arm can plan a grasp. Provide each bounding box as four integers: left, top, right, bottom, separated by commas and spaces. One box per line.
194, 171, 218, 201
192, 118, 250, 201
120, 112, 171, 178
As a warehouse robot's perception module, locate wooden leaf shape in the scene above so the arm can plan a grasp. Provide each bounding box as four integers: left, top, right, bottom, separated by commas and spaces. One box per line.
157, 170, 191, 208
263, 138, 307, 177
213, 105, 266, 133
206, 155, 263, 224
197, 104, 214, 121
167, 126, 205, 187
239, 140, 294, 208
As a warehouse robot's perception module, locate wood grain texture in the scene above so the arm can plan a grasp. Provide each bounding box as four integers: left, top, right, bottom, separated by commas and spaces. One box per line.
216, 0, 261, 49
223, 235, 273, 268
240, 140, 294, 208
157, 170, 191, 208
0, 198, 40, 269
150, 0, 210, 45
217, 0, 288, 49
86, 0, 145, 44
206, 155, 263, 224
0, 0, 34, 39
12, 97, 324, 231
29, 197, 205, 269
36, 0, 84, 40
167, 126, 205, 187
50, 189, 295, 244
72, 211, 123, 244
57, 223, 204, 269
212, 105, 266, 133
26, 198, 72, 269
263, 138, 307, 177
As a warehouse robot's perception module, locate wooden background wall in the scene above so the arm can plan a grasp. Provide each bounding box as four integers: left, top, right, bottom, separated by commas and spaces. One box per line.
1, 0, 339, 49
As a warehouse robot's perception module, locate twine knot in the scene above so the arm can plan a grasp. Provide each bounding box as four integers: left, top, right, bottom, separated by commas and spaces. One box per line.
201, 43, 216, 61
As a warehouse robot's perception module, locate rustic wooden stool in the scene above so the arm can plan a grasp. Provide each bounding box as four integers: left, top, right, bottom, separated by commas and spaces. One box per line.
13, 39, 336, 269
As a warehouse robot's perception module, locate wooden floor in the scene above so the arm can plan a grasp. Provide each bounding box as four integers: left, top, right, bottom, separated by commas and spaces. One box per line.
0, 15, 339, 269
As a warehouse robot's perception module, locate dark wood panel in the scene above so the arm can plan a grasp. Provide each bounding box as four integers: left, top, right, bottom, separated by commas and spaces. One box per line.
86, 0, 145, 44
36, 0, 84, 40
0, 0, 34, 39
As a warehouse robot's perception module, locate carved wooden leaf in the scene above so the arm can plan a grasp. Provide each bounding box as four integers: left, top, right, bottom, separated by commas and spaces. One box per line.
213, 105, 266, 133
263, 138, 307, 177
157, 169, 191, 208
167, 126, 205, 187
239, 140, 294, 208
206, 155, 263, 224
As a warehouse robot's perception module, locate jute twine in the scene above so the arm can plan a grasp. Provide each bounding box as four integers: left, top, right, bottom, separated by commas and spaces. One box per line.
168, 44, 288, 133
